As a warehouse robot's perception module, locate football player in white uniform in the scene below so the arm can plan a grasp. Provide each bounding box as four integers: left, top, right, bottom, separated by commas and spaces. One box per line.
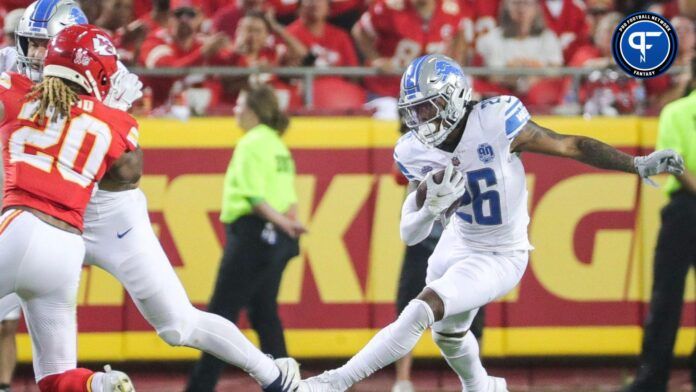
299, 54, 684, 392
0, 1, 301, 391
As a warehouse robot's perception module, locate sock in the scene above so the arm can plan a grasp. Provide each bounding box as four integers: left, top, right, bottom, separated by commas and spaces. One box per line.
186, 310, 280, 387
261, 373, 287, 392
434, 331, 488, 392
90, 372, 104, 391
335, 300, 434, 388
37, 368, 94, 392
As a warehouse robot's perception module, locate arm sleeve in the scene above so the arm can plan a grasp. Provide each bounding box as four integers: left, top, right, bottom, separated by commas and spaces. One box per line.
656, 106, 683, 154
400, 190, 437, 246
141, 39, 205, 68
393, 134, 427, 182
231, 142, 271, 200
499, 95, 531, 142
359, 2, 390, 38
112, 113, 139, 152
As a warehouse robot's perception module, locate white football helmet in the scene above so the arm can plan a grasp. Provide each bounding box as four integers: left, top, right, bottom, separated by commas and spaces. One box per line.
15, 0, 87, 81
398, 54, 472, 147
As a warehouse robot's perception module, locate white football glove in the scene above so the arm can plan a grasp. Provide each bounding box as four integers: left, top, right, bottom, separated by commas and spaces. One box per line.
634, 149, 685, 187
423, 163, 466, 217
0, 47, 18, 74
104, 67, 143, 111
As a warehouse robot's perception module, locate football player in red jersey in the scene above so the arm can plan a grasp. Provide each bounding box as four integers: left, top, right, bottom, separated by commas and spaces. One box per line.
2, 3, 304, 392
0, 24, 140, 391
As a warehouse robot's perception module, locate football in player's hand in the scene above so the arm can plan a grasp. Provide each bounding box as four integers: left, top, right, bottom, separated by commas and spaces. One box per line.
415, 169, 463, 216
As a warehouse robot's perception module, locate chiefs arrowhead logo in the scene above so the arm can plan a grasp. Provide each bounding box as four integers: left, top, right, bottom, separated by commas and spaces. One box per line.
92, 35, 117, 56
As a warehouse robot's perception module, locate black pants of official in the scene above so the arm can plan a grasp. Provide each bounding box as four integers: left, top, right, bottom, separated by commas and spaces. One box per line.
186, 215, 299, 392
397, 241, 485, 340
628, 191, 696, 392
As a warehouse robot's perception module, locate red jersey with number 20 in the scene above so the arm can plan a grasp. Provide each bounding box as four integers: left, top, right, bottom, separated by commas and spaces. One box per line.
0, 72, 139, 231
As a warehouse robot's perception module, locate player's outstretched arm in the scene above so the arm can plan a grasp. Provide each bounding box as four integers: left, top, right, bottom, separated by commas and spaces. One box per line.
511, 120, 684, 181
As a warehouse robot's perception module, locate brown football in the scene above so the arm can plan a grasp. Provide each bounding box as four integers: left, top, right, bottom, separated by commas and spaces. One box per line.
415, 169, 463, 217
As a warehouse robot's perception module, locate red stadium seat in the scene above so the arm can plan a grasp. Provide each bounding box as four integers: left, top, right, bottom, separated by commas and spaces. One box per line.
312, 77, 367, 111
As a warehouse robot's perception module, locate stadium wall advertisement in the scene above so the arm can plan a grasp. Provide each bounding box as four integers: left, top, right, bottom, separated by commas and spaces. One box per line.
16, 116, 696, 361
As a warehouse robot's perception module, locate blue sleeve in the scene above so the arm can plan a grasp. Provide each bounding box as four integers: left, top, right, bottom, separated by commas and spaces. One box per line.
394, 134, 425, 182
394, 151, 417, 181
502, 96, 531, 140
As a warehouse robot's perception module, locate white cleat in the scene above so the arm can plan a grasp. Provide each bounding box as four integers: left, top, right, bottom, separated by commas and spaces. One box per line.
486, 376, 508, 392
266, 358, 301, 392
392, 379, 416, 392
298, 370, 347, 392
101, 365, 135, 392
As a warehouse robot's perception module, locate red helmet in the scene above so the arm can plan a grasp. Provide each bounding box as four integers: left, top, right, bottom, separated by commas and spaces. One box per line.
42, 24, 119, 101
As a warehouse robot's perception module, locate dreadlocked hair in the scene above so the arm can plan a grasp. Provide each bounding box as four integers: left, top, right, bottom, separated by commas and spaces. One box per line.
26, 77, 79, 122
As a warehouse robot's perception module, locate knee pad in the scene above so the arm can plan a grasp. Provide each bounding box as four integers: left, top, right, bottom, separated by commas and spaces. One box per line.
156, 307, 199, 347
432, 330, 466, 357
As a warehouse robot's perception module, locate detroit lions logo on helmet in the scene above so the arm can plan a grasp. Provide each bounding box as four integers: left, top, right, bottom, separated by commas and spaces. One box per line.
68, 6, 88, 25
433, 60, 464, 83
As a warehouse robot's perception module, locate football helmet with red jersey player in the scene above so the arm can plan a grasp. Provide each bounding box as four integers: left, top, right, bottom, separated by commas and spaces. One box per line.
0, 24, 139, 231
0, 24, 138, 392
42, 24, 119, 102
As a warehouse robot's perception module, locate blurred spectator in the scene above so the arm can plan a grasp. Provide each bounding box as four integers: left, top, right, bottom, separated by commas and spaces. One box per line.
1, 8, 23, 48
472, 0, 502, 36
477, 0, 563, 68
352, 0, 471, 103
580, 68, 642, 116
77, 0, 103, 23
139, 0, 230, 107
218, 11, 308, 110
476, 0, 564, 107
324, 0, 366, 32
265, 0, 301, 24
96, 0, 150, 64
136, 0, 234, 18
96, 0, 135, 33
540, 0, 590, 63
648, 0, 682, 19
286, 0, 367, 111
565, 12, 641, 116
584, 0, 614, 35
135, 0, 170, 38
680, 0, 696, 18
212, 0, 266, 40
569, 11, 622, 68
644, 16, 694, 112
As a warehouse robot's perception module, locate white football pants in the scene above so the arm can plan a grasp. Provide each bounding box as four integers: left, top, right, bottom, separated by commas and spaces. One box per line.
0, 209, 84, 381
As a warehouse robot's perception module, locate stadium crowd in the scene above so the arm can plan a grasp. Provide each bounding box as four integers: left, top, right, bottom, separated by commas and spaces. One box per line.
0, 0, 693, 116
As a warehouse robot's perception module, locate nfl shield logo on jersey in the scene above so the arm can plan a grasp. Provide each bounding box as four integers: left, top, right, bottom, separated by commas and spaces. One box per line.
477, 143, 495, 164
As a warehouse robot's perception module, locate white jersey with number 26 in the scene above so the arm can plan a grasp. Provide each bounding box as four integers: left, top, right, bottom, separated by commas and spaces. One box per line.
394, 95, 533, 252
